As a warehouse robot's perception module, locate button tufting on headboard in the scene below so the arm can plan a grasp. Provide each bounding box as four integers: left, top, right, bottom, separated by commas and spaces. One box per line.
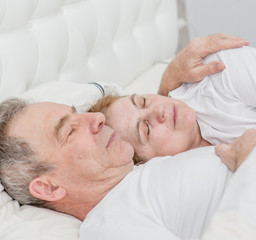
0, 0, 178, 101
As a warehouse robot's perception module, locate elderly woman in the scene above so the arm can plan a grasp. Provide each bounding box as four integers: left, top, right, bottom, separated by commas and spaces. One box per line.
89, 45, 256, 163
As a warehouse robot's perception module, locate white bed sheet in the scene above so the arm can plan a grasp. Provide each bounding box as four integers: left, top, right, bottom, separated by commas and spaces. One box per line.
0, 80, 256, 239
124, 62, 169, 95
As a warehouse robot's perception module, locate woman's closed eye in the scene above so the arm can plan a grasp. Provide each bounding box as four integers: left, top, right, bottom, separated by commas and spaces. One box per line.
145, 122, 150, 135
137, 96, 147, 108
141, 122, 150, 138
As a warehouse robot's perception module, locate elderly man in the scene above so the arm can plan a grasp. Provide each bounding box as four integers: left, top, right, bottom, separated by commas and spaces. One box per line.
0, 34, 254, 240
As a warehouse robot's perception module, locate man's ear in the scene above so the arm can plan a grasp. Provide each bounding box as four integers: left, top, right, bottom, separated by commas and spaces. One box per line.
29, 178, 67, 202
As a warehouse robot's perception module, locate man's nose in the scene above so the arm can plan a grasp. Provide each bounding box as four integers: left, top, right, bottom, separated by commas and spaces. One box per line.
80, 112, 105, 134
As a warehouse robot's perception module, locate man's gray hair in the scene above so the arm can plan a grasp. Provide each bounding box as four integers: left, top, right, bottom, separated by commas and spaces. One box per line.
0, 98, 55, 208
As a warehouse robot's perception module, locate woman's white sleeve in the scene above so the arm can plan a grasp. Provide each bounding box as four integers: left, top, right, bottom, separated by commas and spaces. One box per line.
205, 46, 256, 108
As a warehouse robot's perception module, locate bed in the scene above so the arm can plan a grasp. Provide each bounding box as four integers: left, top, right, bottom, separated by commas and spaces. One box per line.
0, 0, 178, 239
0, 0, 256, 240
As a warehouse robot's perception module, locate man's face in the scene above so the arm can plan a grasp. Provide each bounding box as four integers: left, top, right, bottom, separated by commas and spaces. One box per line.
105, 94, 201, 161
8, 102, 134, 199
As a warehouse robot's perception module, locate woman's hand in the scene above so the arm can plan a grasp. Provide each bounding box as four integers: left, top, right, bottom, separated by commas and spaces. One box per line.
158, 34, 250, 96
215, 129, 256, 172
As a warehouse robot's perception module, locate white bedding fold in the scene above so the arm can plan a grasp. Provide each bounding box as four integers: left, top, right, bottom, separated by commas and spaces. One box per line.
201, 147, 256, 240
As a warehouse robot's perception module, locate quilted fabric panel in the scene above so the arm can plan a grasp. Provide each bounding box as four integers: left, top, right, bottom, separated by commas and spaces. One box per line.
0, 0, 178, 101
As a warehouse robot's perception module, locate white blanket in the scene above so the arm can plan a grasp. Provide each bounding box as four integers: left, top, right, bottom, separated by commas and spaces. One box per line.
80, 146, 256, 240
202, 147, 256, 239
80, 147, 232, 239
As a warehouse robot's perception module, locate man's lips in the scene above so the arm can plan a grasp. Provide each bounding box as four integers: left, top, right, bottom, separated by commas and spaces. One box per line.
106, 131, 118, 148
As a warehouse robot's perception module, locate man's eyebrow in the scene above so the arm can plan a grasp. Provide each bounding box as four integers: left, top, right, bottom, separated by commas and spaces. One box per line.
55, 106, 77, 142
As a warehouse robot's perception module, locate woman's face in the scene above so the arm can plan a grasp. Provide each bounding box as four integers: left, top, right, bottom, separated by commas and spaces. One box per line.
105, 94, 202, 161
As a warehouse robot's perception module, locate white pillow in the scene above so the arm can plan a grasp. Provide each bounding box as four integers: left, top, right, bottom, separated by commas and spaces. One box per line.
0, 81, 124, 240
0, 182, 81, 240
124, 62, 168, 95
19, 81, 124, 112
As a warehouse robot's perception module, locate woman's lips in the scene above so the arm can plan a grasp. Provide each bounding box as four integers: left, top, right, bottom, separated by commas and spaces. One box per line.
173, 106, 176, 127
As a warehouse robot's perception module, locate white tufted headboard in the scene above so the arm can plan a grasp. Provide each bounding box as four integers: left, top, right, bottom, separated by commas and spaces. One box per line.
0, 0, 178, 101
0, 1, 179, 239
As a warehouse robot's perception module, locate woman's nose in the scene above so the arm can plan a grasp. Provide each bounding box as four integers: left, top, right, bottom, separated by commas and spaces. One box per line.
150, 106, 165, 123
79, 112, 106, 134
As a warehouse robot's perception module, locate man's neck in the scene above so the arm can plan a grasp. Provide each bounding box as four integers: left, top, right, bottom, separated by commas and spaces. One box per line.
54, 195, 105, 221
52, 167, 134, 220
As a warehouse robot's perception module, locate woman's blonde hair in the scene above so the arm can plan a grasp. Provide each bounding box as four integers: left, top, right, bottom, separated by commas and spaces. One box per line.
89, 95, 142, 165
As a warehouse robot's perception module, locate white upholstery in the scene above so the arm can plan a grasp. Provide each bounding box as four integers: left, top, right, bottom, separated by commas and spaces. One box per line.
0, 0, 178, 101
0, 1, 179, 239
125, 61, 169, 94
